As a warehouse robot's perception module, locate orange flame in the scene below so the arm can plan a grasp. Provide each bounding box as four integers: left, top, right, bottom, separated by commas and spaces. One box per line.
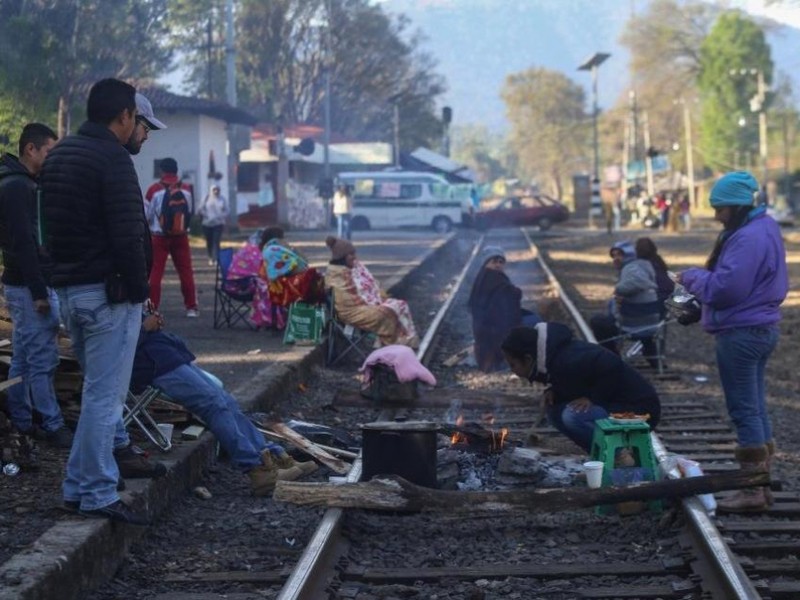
450, 431, 468, 445
490, 427, 509, 452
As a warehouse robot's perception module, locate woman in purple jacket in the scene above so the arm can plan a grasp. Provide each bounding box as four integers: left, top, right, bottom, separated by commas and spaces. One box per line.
678, 171, 788, 512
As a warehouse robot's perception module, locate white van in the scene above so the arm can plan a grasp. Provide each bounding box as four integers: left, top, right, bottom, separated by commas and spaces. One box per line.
337, 171, 470, 233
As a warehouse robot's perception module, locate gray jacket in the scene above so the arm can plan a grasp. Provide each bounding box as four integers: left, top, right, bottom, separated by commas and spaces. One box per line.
615, 258, 657, 305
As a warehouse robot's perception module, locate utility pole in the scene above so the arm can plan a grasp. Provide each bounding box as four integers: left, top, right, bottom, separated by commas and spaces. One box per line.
323, 0, 332, 186
731, 68, 769, 184
225, 0, 238, 232
393, 103, 400, 167
677, 98, 696, 209
757, 70, 768, 185
643, 111, 654, 197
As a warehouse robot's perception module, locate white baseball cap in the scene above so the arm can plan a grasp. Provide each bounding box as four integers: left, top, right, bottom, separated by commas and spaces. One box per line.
135, 93, 167, 130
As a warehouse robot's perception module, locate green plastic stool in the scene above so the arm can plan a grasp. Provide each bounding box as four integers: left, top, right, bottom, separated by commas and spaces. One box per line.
589, 418, 662, 514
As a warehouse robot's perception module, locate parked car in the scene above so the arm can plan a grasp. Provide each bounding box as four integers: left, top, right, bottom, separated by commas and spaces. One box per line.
474, 195, 570, 231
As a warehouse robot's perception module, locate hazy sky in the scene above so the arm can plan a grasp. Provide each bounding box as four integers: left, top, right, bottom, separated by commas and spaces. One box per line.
159, 0, 800, 131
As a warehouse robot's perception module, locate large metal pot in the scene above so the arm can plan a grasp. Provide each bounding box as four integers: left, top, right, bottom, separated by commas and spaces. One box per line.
361, 421, 438, 488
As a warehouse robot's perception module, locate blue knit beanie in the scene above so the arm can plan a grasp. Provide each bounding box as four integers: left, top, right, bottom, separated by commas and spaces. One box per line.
709, 171, 758, 208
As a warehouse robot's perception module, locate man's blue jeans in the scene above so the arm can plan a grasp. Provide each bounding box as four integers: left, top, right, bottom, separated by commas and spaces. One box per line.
154, 363, 280, 471
547, 402, 609, 452
57, 284, 141, 510
716, 325, 779, 448
4, 285, 64, 432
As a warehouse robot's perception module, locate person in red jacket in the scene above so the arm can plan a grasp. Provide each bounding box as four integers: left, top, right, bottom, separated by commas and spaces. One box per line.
144, 158, 199, 317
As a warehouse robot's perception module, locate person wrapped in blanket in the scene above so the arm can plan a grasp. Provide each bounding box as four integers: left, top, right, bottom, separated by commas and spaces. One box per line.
325, 236, 419, 348
261, 228, 325, 308
224, 227, 323, 330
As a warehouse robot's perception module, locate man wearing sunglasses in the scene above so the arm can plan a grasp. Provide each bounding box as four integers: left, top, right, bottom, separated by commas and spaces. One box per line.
125, 93, 166, 155
40, 79, 151, 525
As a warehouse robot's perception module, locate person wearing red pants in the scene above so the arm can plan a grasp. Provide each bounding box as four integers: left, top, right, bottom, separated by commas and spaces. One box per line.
144, 157, 199, 317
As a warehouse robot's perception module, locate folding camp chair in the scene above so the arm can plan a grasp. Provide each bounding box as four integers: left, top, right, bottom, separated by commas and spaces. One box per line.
123, 386, 172, 452
619, 319, 669, 374
213, 247, 258, 330
325, 288, 375, 367
595, 301, 670, 375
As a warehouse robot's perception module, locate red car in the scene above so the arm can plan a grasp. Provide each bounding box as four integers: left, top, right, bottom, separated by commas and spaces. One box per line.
475, 195, 570, 231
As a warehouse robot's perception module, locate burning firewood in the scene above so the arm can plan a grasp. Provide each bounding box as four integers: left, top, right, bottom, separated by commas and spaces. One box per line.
274, 469, 769, 513
439, 422, 508, 454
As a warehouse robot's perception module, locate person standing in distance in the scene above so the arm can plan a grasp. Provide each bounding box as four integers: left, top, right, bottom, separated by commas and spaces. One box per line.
144, 157, 199, 317
332, 184, 353, 240
40, 78, 151, 525
0, 123, 72, 447
198, 183, 229, 266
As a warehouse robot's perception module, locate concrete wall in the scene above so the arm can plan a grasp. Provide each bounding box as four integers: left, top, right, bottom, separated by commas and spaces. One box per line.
131, 112, 229, 210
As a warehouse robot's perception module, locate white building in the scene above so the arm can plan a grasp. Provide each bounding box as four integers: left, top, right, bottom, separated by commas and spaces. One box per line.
132, 87, 256, 210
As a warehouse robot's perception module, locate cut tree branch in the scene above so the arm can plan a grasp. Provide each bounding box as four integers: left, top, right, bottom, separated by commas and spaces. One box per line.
274, 470, 769, 513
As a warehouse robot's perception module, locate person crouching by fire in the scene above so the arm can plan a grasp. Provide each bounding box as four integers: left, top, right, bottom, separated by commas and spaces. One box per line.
501, 322, 661, 453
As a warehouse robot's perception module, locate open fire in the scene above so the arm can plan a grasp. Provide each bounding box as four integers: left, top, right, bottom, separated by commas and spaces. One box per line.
443, 414, 508, 454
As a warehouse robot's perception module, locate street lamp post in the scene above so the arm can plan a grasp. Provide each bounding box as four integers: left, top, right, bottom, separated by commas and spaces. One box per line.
578, 52, 610, 228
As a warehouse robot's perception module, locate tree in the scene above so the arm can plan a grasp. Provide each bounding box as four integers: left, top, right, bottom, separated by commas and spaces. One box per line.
0, 0, 172, 136
617, 0, 717, 172
698, 11, 773, 172
451, 124, 508, 184
169, 0, 446, 148
501, 67, 587, 199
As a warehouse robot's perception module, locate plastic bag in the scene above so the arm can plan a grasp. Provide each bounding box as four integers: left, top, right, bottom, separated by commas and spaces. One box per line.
664, 285, 702, 326
663, 455, 716, 515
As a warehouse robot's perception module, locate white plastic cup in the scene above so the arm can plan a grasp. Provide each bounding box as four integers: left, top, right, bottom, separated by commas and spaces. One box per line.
157, 423, 174, 441
583, 460, 605, 489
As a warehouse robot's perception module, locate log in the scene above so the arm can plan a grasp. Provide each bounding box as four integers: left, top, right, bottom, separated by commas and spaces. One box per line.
274, 469, 770, 513
267, 422, 350, 474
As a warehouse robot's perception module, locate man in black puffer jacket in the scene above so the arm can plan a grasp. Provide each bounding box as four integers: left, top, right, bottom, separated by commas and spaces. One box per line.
40, 78, 150, 526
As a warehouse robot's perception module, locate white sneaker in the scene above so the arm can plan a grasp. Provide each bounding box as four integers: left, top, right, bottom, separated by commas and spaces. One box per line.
186, 309, 199, 318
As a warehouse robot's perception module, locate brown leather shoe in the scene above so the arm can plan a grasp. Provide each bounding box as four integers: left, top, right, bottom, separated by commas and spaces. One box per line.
249, 465, 278, 496
274, 451, 318, 476
717, 445, 769, 513
717, 487, 768, 513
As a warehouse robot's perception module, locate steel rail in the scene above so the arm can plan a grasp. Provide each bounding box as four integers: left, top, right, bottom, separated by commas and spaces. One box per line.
525, 229, 762, 600
277, 235, 484, 600
416, 234, 484, 365
521, 229, 596, 343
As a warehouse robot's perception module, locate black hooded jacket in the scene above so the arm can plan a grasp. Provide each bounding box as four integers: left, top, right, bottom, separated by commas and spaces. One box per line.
532, 322, 661, 427
0, 153, 49, 300
39, 121, 149, 302
468, 267, 522, 371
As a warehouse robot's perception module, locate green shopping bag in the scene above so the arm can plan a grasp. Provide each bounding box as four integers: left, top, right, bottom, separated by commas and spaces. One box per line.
283, 302, 326, 345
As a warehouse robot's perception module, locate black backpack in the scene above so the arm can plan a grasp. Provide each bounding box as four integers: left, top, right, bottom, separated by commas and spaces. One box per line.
158, 182, 190, 236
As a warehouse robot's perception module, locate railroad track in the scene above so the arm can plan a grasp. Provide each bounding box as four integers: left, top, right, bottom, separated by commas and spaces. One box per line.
271, 227, 800, 600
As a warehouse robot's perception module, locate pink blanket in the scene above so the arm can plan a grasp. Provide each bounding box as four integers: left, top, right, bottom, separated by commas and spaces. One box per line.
360, 345, 437, 386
